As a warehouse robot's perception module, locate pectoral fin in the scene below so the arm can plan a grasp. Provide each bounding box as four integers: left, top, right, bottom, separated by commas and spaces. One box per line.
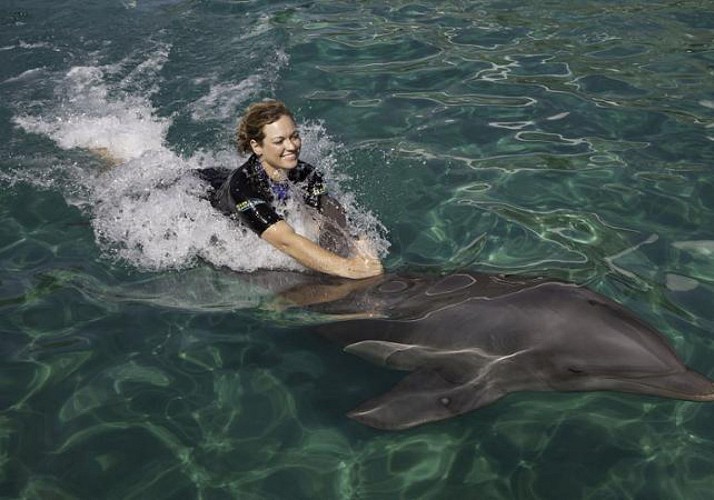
344, 340, 417, 369
347, 369, 506, 430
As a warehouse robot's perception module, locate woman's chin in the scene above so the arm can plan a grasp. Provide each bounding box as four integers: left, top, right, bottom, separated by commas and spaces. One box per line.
281, 158, 299, 169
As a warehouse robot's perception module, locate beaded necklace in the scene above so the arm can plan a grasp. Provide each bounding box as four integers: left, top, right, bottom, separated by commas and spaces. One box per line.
256, 162, 290, 203
270, 180, 290, 202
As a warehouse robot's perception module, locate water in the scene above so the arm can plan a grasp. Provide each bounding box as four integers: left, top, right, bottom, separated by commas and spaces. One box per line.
1, 0, 714, 498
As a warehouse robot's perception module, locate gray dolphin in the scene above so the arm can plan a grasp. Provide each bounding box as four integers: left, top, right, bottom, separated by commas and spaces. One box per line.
313, 272, 714, 430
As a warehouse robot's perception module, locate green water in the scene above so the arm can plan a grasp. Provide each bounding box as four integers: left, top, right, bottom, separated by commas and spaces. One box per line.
1, 1, 714, 498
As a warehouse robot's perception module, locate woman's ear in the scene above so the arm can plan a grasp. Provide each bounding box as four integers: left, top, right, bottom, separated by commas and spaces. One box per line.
250, 139, 262, 156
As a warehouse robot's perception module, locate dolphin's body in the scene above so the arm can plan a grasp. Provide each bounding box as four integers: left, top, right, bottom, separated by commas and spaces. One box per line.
312, 272, 714, 430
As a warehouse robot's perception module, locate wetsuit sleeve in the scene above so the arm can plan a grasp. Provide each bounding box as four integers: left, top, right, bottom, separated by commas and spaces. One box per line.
231, 170, 282, 236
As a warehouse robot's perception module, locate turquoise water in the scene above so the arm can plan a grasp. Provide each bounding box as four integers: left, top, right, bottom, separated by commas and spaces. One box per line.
2, 1, 714, 498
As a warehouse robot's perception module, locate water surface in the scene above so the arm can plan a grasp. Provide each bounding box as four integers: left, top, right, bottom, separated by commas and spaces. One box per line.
1, 1, 714, 498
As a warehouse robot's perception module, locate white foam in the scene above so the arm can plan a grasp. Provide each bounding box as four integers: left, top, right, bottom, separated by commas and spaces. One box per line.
14, 66, 168, 161
2, 67, 47, 84
0, 41, 58, 52
190, 77, 262, 121
189, 47, 289, 122
92, 146, 327, 271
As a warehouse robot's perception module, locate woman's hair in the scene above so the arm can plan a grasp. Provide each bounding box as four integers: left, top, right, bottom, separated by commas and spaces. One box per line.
236, 100, 294, 154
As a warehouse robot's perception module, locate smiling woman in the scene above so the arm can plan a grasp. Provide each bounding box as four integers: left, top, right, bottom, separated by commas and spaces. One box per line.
203, 100, 384, 279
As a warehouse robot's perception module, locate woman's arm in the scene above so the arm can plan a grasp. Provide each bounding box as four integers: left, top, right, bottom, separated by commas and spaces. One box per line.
261, 220, 383, 279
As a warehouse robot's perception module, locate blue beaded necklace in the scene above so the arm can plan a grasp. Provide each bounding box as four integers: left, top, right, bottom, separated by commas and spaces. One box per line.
270, 180, 290, 202
257, 163, 290, 202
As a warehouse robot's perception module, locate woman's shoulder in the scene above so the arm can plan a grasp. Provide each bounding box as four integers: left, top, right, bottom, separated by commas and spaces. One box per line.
231, 155, 263, 183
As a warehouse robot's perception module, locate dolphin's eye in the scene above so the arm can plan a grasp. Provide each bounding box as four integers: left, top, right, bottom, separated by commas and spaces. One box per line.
569, 367, 584, 374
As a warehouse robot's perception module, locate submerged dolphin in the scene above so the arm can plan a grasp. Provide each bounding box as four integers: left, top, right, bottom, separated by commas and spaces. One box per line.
310, 272, 714, 430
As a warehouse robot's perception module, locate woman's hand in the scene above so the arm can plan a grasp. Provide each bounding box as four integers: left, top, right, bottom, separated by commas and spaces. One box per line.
345, 236, 383, 279
345, 254, 383, 279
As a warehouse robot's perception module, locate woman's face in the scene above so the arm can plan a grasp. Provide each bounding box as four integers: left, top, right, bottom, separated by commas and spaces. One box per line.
250, 114, 302, 172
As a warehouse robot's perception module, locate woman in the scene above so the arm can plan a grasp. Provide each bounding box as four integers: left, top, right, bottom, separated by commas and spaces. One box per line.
203, 100, 383, 280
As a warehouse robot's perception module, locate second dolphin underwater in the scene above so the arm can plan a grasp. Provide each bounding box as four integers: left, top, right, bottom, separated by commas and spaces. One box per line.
302, 271, 714, 430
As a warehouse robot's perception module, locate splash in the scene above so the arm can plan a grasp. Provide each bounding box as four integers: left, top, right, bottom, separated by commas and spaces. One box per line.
9, 55, 388, 272
190, 49, 290, 122
15, 66, 169, 162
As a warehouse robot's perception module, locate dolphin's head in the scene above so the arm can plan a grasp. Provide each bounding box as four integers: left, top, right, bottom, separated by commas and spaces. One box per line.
533, 325, 714, 402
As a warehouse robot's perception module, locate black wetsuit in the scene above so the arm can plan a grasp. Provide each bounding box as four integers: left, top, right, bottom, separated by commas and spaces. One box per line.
198, 155, 351, 256
198, 154, 329, 236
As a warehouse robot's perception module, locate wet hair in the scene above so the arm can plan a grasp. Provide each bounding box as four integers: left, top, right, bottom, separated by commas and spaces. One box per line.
236, 100, 295, 154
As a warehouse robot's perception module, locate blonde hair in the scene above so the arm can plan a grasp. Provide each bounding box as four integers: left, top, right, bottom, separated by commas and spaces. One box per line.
236, 100, 294, 154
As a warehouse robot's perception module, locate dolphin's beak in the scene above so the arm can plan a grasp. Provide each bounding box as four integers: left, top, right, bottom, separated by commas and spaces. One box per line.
617, 368, 714, 401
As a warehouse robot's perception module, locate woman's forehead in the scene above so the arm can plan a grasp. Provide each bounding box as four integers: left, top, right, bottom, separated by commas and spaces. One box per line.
263, 115, 297, 138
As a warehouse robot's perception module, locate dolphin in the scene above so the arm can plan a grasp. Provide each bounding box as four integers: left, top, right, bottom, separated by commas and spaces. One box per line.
63, 265, 714, 430
311, 272, 714, 430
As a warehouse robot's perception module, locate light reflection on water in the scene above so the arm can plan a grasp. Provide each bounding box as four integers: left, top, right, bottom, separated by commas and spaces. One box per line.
1, 1, 714, 498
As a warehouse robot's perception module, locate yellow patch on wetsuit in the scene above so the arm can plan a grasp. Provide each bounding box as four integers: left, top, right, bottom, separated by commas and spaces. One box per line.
236, 200, 251, 212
